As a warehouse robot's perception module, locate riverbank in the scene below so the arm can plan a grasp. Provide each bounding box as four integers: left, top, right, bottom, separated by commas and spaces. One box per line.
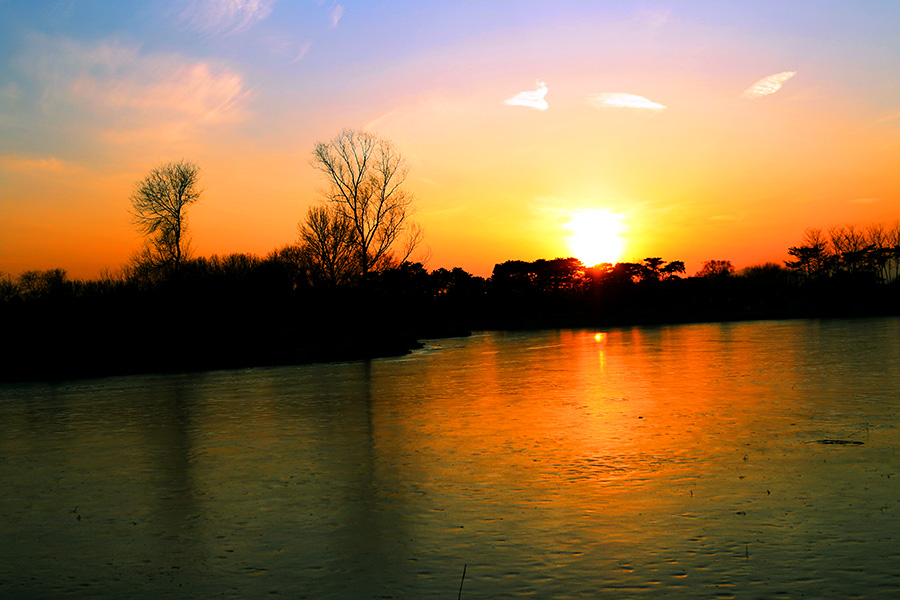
3, 265, 897, 383
2, 304, 894, 384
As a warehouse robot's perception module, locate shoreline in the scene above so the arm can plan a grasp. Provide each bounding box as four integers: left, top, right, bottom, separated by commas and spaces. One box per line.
3, 311, 894, 385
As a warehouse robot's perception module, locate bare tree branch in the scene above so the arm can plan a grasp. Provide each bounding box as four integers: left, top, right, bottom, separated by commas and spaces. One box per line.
308, 129, 422, 278
130, 160, 202, 274
298, 205, 358, 286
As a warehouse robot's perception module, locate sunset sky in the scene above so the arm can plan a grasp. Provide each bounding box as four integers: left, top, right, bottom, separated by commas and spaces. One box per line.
1, 1, 899, 278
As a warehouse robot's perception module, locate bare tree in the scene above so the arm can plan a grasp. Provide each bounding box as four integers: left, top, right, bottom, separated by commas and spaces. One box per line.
785, 228, 833, 279
310, 129, 422, 278
130, 160, 202, 273
16, 269, 69, 299
0, 271, 16, 302
298, 205, 358, 286
865, 223, 886, 281
829, 224, 872, 274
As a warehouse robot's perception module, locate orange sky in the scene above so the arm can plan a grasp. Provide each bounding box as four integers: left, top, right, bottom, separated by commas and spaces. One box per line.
1, 2, 899, 279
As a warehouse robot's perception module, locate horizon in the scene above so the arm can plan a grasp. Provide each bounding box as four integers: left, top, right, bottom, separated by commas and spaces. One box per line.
1, 1, 899, 279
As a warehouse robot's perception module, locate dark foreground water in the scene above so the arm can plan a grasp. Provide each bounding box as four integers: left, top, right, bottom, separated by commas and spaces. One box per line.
2, 318, 900, 599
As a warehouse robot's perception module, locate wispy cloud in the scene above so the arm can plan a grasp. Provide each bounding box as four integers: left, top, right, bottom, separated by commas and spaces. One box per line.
505, 81, 548, 111
330, 3, 344, 27
0, 155, 82, 174
290, 41, 312, 64
742, 71, 796, 99
71, 61, 250, 123
18, 36, 251, 144
588, 93, 666, 111
180, 0, 277, 35
850, 197, 881, 204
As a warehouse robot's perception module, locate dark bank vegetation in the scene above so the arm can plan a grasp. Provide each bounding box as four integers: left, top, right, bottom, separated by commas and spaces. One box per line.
2, 127, 899, 382
3, 222, 899, 383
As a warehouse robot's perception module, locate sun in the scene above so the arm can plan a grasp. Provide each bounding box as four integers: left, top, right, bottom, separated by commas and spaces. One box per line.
564, 209, 626, 266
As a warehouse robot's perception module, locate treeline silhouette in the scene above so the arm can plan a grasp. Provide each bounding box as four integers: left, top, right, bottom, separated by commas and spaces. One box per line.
2, 222, 899, 382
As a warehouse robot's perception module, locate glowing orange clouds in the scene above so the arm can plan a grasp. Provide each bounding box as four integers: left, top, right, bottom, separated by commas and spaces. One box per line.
564, 209, 626, 266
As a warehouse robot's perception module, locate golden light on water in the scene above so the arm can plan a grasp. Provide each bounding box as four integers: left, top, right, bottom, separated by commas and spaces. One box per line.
564, 209, 626, 267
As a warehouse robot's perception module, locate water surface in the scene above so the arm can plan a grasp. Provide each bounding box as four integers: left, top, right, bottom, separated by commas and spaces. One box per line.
2, 318, 900, 598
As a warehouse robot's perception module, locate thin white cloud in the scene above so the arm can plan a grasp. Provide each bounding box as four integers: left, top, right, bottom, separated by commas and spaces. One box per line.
18, 37, 251, 144
330, 3, 344, 27
505, 81, 548, 111
290, 41, 312, 64
180, 0, 276, 35
742, 71, 796, 98
0, 155, 82, 174
588, 93, 666, 111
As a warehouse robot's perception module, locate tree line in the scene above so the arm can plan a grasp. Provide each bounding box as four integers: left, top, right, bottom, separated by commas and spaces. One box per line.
786, 224, 900, 283
1, 129, 898, 381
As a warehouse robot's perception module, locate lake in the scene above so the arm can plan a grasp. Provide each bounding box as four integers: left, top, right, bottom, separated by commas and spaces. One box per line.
2, 317, 900, 599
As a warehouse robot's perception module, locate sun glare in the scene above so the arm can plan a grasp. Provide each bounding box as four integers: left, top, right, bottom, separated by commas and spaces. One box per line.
564, 209, 626, 266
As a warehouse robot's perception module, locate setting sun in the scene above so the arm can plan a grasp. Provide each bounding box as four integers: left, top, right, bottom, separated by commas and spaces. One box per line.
564, 209, 626, 266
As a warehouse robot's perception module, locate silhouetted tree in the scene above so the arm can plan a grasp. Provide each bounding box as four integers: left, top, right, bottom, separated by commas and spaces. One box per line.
0, 271, 16, 302
430, 268, 459, 295
310, 129, 423, 277
660, 260, 686, 280
697, 260, 735, 278
829, 224, 877, 276
130, 160, 202, 274
740, 262, 789, 281
491, 259, 585, 293
266, 244, 310, 291
536, 258, 587, 292
16, 269, 70, 299
785, 228, 833, 280
887, 222, 900, 281
298, 205, 358, 286
373, 261, 432, 299
430, 267, 485, 298
594, 262, 643, 286
490, 261, 539, 304
640, 257, 665, 282
640, 257, 685, 282
863, 223, 896, 282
